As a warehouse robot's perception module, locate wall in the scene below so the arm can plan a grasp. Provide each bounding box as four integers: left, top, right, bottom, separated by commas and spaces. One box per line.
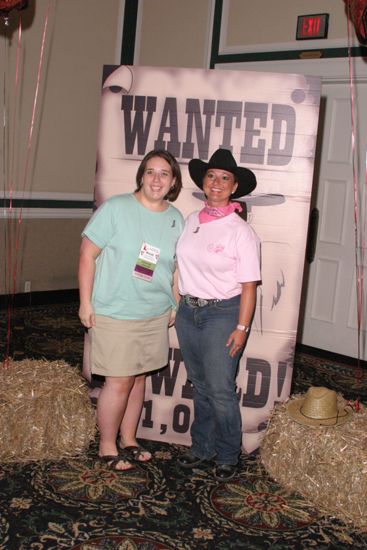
136, 0, 355, 67
0, 0, 123, 294
137, 0, 213, 67
0, 0, 356, 295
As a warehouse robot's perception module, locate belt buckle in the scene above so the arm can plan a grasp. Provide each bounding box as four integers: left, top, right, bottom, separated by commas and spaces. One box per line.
197, 298, 208, 307
186, 296, 197, 307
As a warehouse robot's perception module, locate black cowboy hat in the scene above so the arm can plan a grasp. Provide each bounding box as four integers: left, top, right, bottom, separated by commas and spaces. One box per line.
188, 148, 257, 199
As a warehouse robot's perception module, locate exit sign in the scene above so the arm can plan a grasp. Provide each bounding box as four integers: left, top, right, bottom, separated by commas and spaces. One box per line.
296, 13, 329, 40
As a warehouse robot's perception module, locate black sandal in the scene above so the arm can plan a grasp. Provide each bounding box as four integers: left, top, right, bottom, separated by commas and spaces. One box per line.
99, 454, 134, 471
119, 444, 152, 463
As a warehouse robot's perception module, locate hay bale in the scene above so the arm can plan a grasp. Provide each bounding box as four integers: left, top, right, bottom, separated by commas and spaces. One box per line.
260, 394, 367, 531
0, 359, 96, 463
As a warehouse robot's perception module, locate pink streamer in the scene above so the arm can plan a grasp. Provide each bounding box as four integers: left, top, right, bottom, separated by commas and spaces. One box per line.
17, 1, 50, 222
347, 6, 366, 369
3, 1, 52, 367
3, 15, 22, 367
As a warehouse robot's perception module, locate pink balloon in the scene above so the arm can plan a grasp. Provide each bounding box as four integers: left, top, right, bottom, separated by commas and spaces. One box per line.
0, 0, 27, 20
345, 0, 367, 44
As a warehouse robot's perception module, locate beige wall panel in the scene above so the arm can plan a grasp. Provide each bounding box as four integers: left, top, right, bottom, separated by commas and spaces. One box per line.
1, 0, 121, 295
138, 0, 212, 67
0, 218, 87, 293
226, 0, 348, 47
1, 0, 122, 196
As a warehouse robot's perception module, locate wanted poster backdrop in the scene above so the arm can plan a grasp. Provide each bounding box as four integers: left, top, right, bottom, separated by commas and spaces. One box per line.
93, 65, 321, 452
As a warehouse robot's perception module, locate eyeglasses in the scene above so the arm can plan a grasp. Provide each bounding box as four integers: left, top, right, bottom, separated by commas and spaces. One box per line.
144, 169, 172, 179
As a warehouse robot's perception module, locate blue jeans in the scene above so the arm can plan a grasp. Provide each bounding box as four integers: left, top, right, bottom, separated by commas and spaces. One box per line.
175, 295, 242, 465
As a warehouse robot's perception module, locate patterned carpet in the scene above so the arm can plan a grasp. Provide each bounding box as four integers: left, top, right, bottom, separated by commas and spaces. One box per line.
0, 301, 367, 549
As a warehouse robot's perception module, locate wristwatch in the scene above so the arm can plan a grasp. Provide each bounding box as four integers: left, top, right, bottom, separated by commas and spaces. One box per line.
237, 324, 250, 333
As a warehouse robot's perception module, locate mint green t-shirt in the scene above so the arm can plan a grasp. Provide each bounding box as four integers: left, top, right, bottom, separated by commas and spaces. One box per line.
82, 193, 184, 320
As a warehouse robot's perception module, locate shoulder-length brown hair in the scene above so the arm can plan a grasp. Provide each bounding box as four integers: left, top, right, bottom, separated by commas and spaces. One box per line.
135, 149, 183, 202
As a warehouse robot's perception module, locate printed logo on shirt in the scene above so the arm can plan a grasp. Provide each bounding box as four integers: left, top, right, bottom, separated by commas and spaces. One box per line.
207, 243, 225, 254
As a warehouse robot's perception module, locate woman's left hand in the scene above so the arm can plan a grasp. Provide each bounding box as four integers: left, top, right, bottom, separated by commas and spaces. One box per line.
226, 329, 247, 357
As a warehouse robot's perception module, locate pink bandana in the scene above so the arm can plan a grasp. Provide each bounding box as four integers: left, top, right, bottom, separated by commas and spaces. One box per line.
199, 201, 242, 223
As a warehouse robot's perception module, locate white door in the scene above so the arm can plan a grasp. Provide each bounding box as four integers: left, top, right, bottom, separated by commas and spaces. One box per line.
299, 80, 367, 361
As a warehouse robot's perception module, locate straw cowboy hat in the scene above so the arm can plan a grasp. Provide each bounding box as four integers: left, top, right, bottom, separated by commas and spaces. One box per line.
286, 386, 351, 427
188, 148, 257, 199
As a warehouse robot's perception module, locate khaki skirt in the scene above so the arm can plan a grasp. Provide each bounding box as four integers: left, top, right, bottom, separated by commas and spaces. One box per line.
90, 310, 171, 377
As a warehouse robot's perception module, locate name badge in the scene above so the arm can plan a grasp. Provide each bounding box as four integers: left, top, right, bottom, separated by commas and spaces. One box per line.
133, 242, 160, 282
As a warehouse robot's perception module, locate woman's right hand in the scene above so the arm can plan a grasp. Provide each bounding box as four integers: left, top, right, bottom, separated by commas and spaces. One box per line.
78, 237, 101, 329
79, 302, 96, 328
168, 308, 176, 327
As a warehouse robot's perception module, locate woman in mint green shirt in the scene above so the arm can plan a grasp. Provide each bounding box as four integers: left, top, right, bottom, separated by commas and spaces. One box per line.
78, 150, 183, 471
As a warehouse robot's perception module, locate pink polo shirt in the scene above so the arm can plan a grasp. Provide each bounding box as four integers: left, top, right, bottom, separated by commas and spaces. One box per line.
176, 211, 261, 300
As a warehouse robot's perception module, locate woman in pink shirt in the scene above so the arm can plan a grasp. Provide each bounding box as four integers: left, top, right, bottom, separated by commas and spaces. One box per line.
175, 149, 261, 481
